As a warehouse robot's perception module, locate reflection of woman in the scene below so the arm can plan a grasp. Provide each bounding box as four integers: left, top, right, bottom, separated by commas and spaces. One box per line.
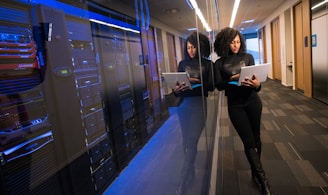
213, 27, 273, 195
174, 32, 213, 195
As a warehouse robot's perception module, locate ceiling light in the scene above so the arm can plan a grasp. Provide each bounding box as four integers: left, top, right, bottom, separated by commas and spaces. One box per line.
311, 0, 328, 10
89, 19, 140, 34
187, 27, 198, 31
164, 8, 179, 14
187, 0, 212, 32
229, 0, 240, 27
241, 19, 255, 24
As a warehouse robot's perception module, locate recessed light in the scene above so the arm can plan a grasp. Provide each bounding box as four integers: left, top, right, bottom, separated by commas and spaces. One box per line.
241, 19, 255, 24
187, 27, 197, 31
164, 8, 179, 14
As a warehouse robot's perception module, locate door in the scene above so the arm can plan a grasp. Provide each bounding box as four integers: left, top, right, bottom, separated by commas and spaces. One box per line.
294, 2, 305, 91
271, 18, 282, 80
166, 32, 177, 72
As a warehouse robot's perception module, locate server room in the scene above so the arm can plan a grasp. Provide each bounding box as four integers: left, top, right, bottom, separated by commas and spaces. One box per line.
0, 0, 327, 195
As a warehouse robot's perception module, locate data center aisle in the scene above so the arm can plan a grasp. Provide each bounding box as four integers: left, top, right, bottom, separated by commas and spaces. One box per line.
217, 79, 328, 195
104, 104, 214, 195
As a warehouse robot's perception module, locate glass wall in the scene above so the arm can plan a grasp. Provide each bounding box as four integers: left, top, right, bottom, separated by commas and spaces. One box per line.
0, 0, 219, 194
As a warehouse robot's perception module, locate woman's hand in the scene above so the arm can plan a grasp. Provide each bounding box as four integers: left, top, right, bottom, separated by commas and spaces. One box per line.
241, 74, 261, 88
189, 77, 200, 83
173, 81, 191, 94
230, 73, 240, 81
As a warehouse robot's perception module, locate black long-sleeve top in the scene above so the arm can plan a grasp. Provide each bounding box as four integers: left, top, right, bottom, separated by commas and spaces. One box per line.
177, 57, 214, 97
214, 53, 261, 100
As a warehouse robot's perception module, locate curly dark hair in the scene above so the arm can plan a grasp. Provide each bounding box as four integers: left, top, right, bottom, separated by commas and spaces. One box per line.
213, 27, 246, 58
184, 31, 210, 59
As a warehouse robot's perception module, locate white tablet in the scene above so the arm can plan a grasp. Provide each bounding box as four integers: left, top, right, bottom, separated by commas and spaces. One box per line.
237, 63, 270, 86
162, 72, 192, 89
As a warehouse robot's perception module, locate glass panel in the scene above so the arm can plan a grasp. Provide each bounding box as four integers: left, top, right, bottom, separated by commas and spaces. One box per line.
0, 0, 219, 194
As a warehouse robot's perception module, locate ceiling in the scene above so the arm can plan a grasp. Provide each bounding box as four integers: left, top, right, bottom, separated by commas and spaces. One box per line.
91, 0, 316, 37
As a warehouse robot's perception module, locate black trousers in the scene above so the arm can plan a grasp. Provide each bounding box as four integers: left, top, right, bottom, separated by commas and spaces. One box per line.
227, 93, 262, 150
177, 96, 206, 184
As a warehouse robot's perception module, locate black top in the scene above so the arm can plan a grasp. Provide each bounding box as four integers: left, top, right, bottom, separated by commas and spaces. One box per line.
214, 53, 261, 100
177, 57, 214, 97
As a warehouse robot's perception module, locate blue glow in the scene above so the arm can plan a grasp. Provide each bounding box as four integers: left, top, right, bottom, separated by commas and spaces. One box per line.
15, 0, 140, 34
134, 0, 150, 30
185, 0, 194, 9
56, 1, 140, 33
3, 131, 53, 156
144, 0, 150, 30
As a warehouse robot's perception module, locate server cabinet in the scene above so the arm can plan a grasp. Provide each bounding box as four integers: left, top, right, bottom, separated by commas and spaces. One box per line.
0, 3, 61, 194
31, 4, 117, 194
140, 27, 164, 130
1, 1, 169, 193
126, 31, 154, 142
32, 4, 87, 167
31, 4, 94, 194
64, 15, 117, 193
91, 21, 146, 169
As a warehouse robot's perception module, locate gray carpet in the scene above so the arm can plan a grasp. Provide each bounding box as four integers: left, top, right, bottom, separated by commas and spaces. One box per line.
104, 79, 328, 195
217, 79, 328, 195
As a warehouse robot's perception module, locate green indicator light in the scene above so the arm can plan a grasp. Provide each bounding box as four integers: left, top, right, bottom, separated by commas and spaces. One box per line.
61, 69, 69, 74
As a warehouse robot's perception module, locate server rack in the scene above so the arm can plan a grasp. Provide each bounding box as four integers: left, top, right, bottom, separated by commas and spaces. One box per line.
140, 27, 166, 131
126, 31, 154, 143
0, 1, 169, 193
91, 22, 144, 169
30, 4, 117, 194
65, 15, 117, 193
0, 3, 61, 194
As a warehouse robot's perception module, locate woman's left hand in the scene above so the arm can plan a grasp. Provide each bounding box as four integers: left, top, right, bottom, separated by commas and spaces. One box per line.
241, 74, 261, 89
189, 77, 200, 83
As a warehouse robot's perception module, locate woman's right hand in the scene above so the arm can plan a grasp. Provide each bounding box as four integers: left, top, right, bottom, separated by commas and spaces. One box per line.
173, 81, 190, 94
188, 77, 200, 83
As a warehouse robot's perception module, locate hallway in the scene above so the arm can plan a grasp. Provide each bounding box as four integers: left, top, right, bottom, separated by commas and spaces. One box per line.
105, 79, 328, 195
217, 79, 328, 194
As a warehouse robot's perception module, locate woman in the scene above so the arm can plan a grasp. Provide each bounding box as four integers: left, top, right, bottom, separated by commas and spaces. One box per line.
173, 31, 213, 195
213, 27, 273, 195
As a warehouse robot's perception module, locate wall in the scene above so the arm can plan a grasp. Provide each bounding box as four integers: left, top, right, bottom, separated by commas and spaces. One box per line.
264, 23, 273, 79
284, 9, 294, 86
260, 0, 313, 97
280, 8, 294, 87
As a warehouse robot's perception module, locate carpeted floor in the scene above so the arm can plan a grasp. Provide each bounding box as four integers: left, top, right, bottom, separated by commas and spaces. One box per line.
216, 79, 328, 195
104, 79, 328, 195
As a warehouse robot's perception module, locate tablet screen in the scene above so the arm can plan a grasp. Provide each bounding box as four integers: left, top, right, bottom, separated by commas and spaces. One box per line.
236, 63, 270, 86
162, 72, 192, 89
